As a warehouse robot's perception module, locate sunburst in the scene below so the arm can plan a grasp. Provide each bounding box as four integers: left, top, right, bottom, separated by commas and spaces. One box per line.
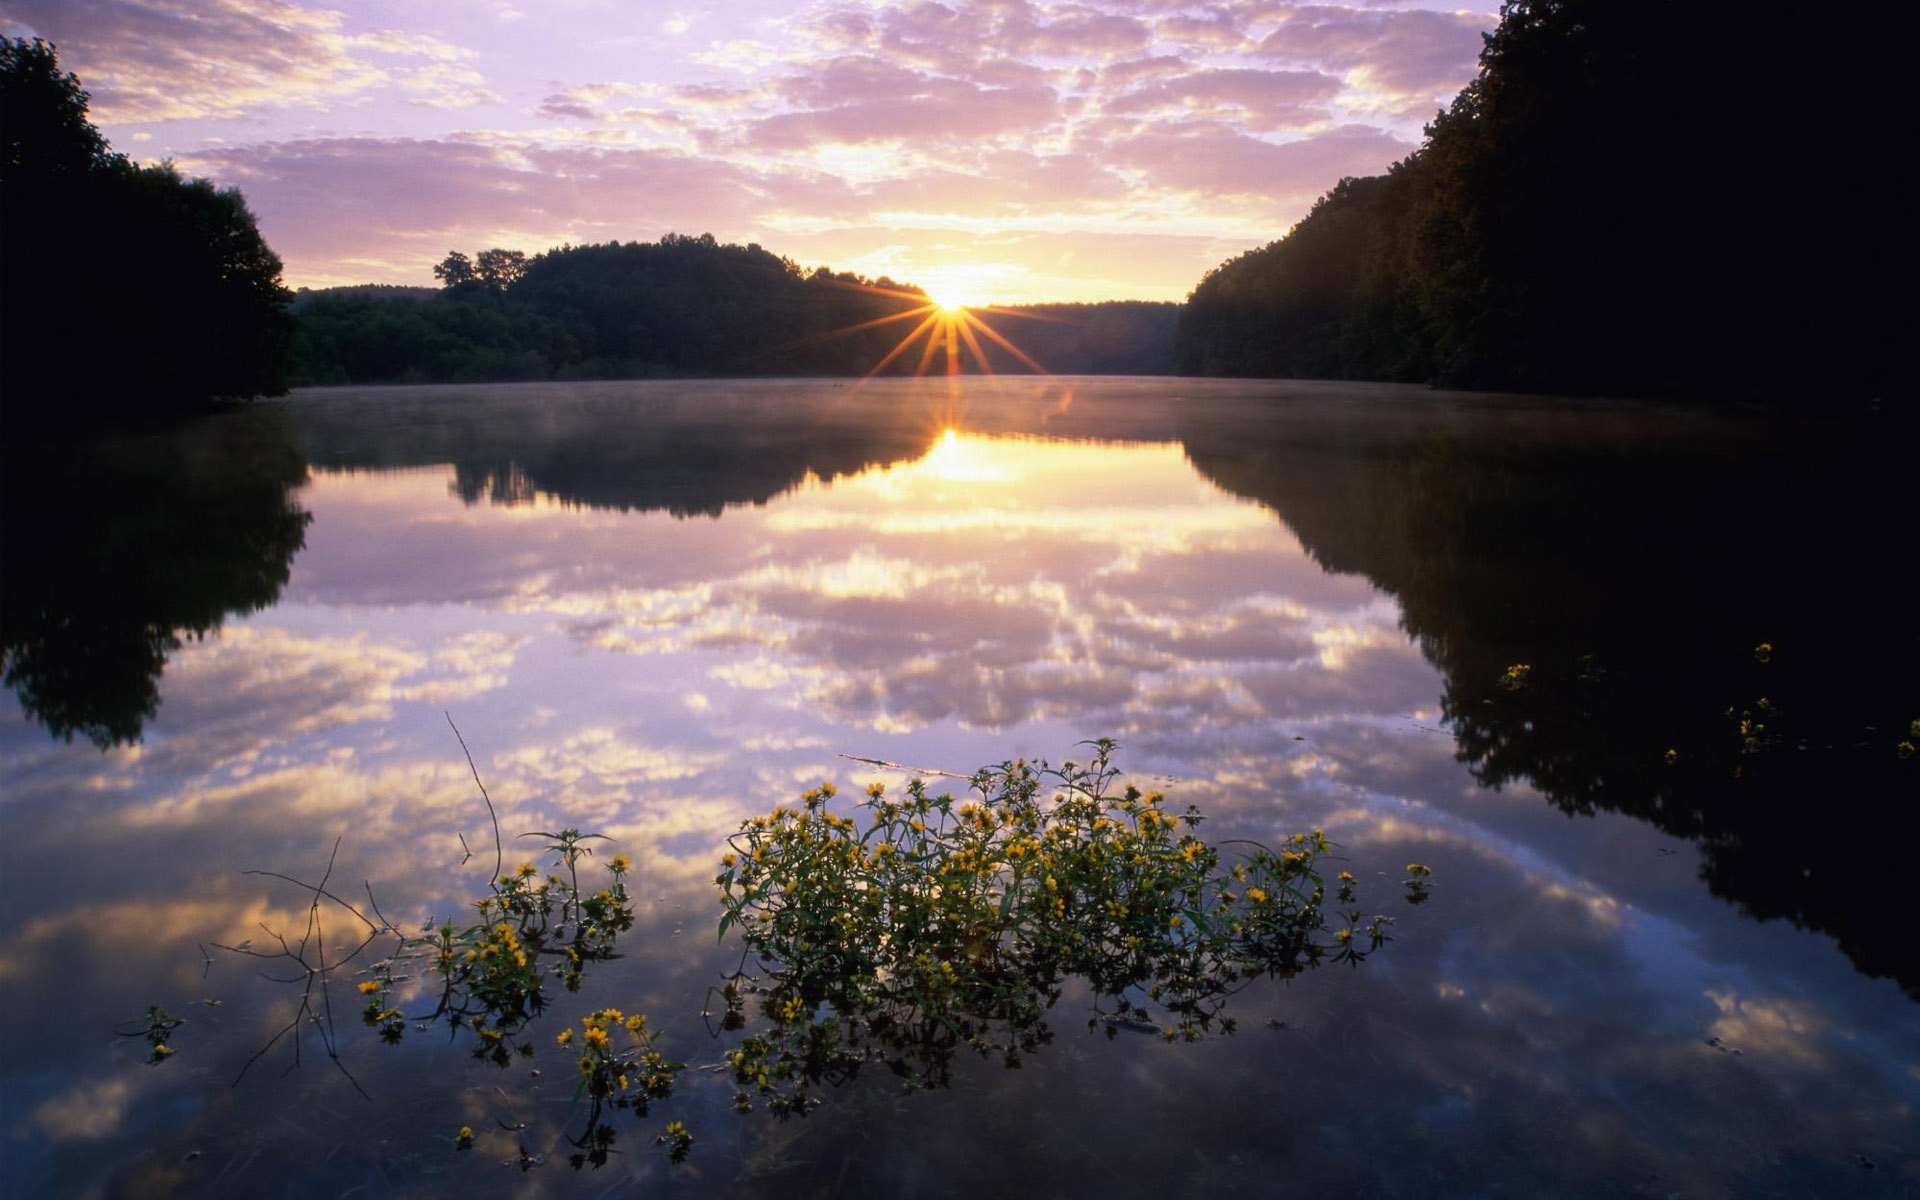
796, 279, 1069, 379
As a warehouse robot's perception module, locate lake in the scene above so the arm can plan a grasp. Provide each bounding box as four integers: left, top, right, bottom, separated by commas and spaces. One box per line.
2, 377, 1914, 1196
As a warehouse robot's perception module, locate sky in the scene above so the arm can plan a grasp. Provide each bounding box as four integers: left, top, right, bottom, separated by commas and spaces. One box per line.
3, 0, 1496, 302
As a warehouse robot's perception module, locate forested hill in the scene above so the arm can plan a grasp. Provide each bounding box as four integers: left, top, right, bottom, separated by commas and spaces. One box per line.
1176, 0, 1897, 403
290, 236, 1178, 385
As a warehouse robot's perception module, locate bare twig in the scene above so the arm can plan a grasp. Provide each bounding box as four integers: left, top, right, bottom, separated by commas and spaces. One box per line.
836, 752, 972, 780
447, 712, 504, 883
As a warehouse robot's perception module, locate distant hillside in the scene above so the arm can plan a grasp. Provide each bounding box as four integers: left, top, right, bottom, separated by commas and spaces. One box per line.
291, 284, 438, 309
1176, 0, 1895, 403
290, 237, 1176, 385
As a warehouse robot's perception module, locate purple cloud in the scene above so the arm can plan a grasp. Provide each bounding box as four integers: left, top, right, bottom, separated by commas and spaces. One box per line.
1, 0, 487, 121
1104, 66, 1342, 130
1254, 4, 1487, 96
1103, 122, 1413, 199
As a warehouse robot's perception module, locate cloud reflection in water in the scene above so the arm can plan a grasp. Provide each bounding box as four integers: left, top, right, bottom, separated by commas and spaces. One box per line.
1, 380, 1913, 1196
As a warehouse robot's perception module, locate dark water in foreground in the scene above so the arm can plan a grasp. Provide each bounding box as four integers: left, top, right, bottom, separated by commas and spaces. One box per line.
2, 378, 1914, 1197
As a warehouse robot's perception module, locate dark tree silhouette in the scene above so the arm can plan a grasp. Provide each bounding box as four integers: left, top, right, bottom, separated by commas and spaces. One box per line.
474, 247, 527, 291
296, 237, 1176, 385
1179, 396, 1919, 994
1176, 0, 1897, 404
0, 408, 311, 746
432, 250, 476, 287
0, 38, 292, 422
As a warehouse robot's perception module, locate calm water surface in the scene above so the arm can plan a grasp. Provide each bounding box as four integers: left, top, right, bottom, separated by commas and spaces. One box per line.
2, 378, 1914, 1197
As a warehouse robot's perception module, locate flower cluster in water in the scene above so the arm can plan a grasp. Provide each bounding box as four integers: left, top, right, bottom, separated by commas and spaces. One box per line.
554, 1007, 686, 1166
355, 830, 636, 1066
168, 738, 1430, 1169
713, 739, 1421, 1116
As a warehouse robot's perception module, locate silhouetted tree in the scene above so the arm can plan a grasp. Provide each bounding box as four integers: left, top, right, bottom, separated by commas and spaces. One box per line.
433, 250, 476, 287
475, 247, 527, 291
291, 237, 1178, 385
1, 38, 291, 422
1177, 0, 1896, 404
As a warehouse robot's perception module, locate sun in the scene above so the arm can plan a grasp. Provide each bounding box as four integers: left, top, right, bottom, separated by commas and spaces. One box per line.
779, 275, 1066, 377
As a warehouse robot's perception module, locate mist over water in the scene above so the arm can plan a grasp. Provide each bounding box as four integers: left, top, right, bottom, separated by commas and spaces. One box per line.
3, 378, 1913, 1196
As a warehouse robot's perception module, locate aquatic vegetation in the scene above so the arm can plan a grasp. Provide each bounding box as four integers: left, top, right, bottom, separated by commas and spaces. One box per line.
178, 734, 1427, 1168
119, 1003, 183, 1065
557, 1007, 683, 1168
713, 738, 1423, 1115
354, 827, 635, 1064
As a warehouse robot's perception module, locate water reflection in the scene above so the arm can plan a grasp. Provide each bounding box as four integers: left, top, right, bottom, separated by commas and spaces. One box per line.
1179, 395, 1919, 994
0, 410, 310, 746
2, 380, 1915, 1197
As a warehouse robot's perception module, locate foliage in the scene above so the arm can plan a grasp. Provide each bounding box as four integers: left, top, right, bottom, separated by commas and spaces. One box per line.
350, 832, 636, 1062
714, 739, 1420, 1115
118, 1003, 184, 1065
553, 1008, 686, 1168
291, 237, 1178, 385
0, 38, 292, 419
1175, 0, 1895, 402
180, 736, 1428, 1169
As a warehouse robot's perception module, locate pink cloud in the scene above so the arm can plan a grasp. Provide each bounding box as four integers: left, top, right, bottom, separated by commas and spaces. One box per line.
1253, 4, 1487, 96
1156, 8, 1250, 50
1104, 66, 1341, 130
1100, 55, 1194, 85
1, 0, 484, 121
1103, 122, 1412, 199
178, 136, 854, 274
860, 148, 1130, 213
736, 59, 1059, 149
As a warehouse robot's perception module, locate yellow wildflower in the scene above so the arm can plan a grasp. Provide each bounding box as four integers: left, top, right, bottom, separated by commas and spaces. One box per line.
357, 980, 379, 995
557, 1029, 574, 1046
609, 854, 631, 874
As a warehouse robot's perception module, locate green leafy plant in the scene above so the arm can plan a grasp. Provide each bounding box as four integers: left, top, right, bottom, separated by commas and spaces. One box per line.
175, 734, 1430, 1168
118, 1003, 184, 1064
713, 738, 1424, 1115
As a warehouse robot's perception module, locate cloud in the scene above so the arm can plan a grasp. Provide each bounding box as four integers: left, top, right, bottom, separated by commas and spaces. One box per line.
1, 0, 489, 121
32, 0, 1496, 295
736, 58, 1059, 150
1103, 122, 1413, 198
1103, 65, 1342, 130
1252, 4, 1488, 104
177, 136, 856, 284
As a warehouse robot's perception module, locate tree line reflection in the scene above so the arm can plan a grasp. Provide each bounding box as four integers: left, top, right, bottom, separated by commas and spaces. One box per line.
1178, 396, 1917, 995
6, 383, 1910, 997
1, 410, 310, 746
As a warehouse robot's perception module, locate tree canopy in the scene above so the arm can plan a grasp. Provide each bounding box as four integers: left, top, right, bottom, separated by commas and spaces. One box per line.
1, 38, 292, 423
1177, 0, 1896, 403
291, 237, 1178, 385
